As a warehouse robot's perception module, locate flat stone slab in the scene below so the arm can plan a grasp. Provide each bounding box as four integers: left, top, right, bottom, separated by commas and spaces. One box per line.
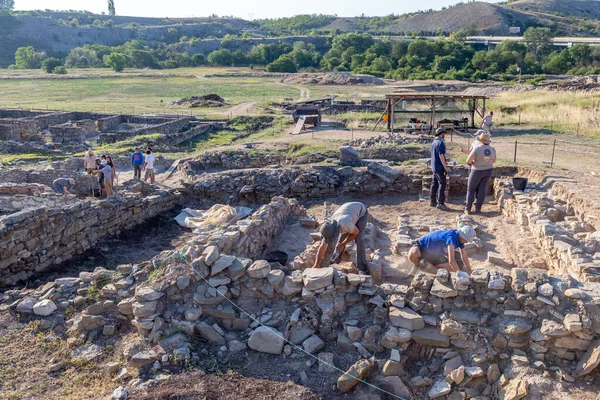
389, 307, 425, 331
413, 327, 450, 347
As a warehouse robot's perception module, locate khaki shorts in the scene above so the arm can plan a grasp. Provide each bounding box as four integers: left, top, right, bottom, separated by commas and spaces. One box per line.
105, 180, 113, 195
145, 168, 155, 179
86, 168, 96, 174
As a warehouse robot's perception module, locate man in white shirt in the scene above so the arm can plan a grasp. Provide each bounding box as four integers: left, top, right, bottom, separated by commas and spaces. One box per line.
312, 202, 369, 273
83, 149, 96, 174
144, 147, 156, 184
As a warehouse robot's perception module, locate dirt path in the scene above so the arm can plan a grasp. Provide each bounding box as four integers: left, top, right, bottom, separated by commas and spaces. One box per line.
215, 101, 257, 117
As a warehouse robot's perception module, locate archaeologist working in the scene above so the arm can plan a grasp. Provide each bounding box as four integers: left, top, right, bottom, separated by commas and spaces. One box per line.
83, 149, 96, 174
465, 133, 496, 215
53, 178, 75, 195
482, 111, 494, 134
430, 128, 451, 211
144, 147, 156, 184
131, 147, 145, 180
408, 225, 476, 274
312, 202, 369, 273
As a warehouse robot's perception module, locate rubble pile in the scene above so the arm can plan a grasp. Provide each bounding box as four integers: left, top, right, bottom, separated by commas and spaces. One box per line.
171, 94, 226, 108
7, 216, 600, 399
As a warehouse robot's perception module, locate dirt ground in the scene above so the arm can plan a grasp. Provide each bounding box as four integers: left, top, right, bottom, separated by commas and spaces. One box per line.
270, 192, 547, 287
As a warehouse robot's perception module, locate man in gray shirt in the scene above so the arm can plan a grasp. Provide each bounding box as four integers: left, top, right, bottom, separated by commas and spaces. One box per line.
53, 178, 75, 195
465, 133, 496, 214
313, 202, 369, 273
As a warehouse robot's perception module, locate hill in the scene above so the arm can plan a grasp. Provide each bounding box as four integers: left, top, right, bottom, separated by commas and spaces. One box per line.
1, 1, 600, 67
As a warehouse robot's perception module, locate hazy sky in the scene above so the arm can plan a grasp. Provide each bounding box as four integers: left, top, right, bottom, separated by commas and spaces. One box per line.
15, 0, 503, 19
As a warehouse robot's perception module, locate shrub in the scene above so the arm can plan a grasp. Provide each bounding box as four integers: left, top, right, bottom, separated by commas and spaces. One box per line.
41, 57, 63, 73
53, 65, 67, 74
104, 52, 127, 72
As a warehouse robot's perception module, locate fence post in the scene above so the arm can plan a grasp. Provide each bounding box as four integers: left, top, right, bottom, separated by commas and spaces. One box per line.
514, 141, 518, 163
351, 128, 354, 141
577, 123, 580, 136
550, 139, 557, 168
550, 120, 553, 134
450, 130, 453, 142
518, 113, 521, 126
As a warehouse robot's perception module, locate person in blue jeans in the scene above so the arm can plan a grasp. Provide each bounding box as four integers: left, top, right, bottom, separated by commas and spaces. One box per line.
408, 226, 476, 274
430, 127, 452, 211
53, 178, 75, 195
131, 147, 145, 180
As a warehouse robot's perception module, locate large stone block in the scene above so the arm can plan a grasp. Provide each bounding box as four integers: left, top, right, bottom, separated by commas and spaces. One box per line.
302, 267, 334, 291
248, 326, 284, 355
389, 307, 425, 331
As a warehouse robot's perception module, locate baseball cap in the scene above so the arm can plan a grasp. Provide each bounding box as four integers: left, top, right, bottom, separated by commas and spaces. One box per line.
458, 225, 476, 243
435, 128, 447, 136
101, 159, 107, 165
319, 220, 339, 240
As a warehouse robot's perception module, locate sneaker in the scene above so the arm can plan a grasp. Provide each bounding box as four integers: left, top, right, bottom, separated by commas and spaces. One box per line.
429, 202, 437, 207
473, 209, 482, 215
437, 204, 450, 211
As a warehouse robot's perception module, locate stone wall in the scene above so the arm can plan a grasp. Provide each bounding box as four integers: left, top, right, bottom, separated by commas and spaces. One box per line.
49, 120, 97, 144
495, 176, 600, 282
99, 117, 191, 144
0, 122, 20, 141
0, 186, 179, 286
182, 164, 520, 204
186, 196, 304, 260
97, 115, 123, 132
153, 122, 226, 147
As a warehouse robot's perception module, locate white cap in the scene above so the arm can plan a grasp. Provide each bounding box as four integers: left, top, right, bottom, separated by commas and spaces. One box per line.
101, 159, 107, 165
458, 225, 476, 243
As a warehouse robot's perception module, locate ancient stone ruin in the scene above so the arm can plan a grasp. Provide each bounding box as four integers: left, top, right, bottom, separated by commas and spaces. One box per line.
3, 158, 600, 399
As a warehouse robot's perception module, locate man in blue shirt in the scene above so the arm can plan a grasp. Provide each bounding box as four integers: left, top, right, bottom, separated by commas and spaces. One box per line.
131, 147, 145, 180
407, 226, 475, 274
430, 127, 452, 211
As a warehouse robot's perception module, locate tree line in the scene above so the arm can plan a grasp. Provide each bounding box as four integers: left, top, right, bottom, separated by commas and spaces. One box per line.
10, 28, 600, 79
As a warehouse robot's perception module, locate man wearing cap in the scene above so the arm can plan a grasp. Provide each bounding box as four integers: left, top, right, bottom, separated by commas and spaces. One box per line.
430, 127, 452, 211
312, 202, 369, 273
408, 226, 475, 274
83, 149, 96, 174
465, 132, 496, 215
53, 178, 76, 195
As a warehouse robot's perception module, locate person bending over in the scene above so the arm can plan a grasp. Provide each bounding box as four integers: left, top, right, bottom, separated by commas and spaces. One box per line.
312, 202, 369, 273
408, 226, 476, 274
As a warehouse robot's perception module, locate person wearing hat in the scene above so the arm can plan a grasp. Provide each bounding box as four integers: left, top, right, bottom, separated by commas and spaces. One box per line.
312, 202, 369, 273
430, 127, 452, 211
83, 149, 96, 174
408, 225, 476, 274
53, 177, 76, 195
465, 132, 496, 215
460, 130, 490, 155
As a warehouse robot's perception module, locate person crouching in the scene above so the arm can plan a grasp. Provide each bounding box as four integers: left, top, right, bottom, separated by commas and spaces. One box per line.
408, 226, 476, 274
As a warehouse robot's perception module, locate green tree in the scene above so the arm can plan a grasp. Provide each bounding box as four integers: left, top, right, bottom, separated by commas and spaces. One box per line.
53, 66, 67, 74
523, 27, 553, 61
108, 0, 115, 16
207, 49, 233, 65
14, 46, 44, 69
104, 52, 126, 72
0, 0, 14, 10
41, 57, 63, 73
266, 55, 298, 73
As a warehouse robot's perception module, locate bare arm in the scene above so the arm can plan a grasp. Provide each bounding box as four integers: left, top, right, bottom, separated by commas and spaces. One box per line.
339, 226, 359, 248
312, 241, 329, 268
447, 245, 460, 272
459, 247, 472, 274
466, 149, 477, 165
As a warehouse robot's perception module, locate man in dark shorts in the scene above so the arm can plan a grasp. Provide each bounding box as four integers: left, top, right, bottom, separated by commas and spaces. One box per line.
313, 202, 369, 273
408, 226, 476, 274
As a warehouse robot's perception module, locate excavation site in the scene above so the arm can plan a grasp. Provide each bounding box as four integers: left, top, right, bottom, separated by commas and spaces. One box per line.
3, 142, 600, 400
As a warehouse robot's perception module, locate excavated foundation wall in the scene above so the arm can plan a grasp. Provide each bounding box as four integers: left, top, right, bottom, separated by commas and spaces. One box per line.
182, 164, 518, 204
0, 186, 179, 286
496, 176, 600, 283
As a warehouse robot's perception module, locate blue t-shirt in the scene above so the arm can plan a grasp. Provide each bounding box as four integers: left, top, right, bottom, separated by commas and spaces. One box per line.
132, 152, 145, 165
431, 138, 446, 172
418, 229, 463, 255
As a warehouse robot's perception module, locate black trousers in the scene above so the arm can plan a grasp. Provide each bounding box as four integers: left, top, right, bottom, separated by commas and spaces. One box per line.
466, 168, 493, 211
430, 171, 447, 205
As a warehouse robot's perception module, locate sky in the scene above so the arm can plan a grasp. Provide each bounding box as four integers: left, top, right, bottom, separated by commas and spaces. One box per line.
14, 0, 503, 19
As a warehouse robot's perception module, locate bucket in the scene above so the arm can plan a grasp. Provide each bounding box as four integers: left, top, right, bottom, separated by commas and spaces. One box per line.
513, 177, 528, 191
265, 251, 288, 266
